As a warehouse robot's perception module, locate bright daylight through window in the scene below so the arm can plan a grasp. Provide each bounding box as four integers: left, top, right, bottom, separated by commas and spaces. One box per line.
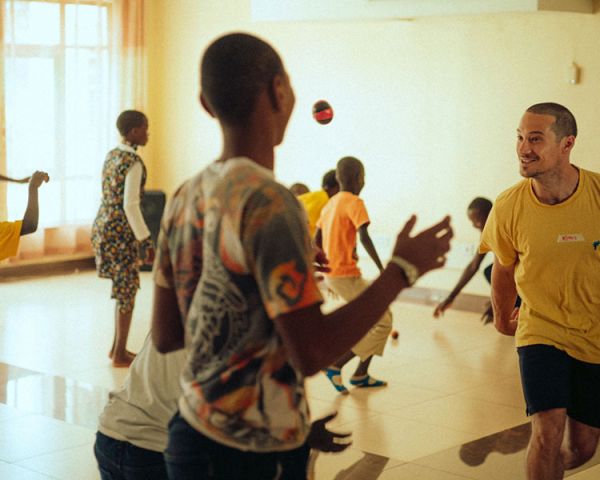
3, 0, 113, 227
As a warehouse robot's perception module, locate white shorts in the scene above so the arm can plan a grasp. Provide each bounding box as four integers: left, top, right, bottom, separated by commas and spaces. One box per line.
324, 276, 393, 360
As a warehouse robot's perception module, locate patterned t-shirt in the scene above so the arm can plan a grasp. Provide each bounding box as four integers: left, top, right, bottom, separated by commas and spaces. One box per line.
154, 157, 323, 452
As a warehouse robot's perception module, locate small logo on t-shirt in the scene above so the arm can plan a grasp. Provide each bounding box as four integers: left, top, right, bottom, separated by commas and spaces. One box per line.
557, 233, 585, 243
593, 240, 600, 251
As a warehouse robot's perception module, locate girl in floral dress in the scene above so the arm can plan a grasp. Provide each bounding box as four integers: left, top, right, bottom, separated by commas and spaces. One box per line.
92, 110, 153, 367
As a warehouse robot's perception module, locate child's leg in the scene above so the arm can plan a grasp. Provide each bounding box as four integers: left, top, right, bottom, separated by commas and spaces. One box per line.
112, 302, 136, 367
324, 351, 355, 394
349, 356, 387, 388
110, 273, 138, 367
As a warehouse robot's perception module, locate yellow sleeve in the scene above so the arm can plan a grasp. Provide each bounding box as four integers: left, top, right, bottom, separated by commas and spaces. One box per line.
0, 221, 22, 261
479, 204, 517, 266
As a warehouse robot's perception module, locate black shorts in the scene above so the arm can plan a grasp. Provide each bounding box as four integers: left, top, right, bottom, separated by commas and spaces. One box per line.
518, 344, 600, 428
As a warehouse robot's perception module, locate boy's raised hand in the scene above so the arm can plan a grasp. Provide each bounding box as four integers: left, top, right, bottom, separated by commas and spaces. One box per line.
29, 171, 50, 190
392, 215, 453, 278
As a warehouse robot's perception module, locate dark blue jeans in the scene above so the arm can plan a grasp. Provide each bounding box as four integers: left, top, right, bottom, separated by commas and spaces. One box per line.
94, 431, 168, 480
164, 412, 310, 479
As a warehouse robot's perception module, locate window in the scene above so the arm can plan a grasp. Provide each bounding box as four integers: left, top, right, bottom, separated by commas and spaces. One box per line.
3, 0, 115, 227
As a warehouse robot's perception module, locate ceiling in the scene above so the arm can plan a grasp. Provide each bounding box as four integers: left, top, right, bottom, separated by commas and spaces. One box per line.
251, 0, 595, 22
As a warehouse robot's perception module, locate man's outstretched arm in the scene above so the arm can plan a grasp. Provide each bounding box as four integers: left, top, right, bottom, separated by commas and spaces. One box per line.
275, 215, 452, 376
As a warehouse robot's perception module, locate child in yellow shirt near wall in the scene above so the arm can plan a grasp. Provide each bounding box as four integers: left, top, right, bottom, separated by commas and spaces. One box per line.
298, 169, 339, 238
0, 171, 49, 260
315, 156, 391, 394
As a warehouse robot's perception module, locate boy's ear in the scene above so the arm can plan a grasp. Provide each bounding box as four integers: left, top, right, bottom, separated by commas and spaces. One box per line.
267, 74, 284, 112
199, 93, 216, 118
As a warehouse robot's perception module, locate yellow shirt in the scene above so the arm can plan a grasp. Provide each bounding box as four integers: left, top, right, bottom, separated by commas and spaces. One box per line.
0, 221, 22, 260
297, 189, 329, 238
480, 168, 600, 363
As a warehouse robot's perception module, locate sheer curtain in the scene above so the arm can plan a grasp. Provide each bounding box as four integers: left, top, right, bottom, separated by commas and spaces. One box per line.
0, 0, 145, 261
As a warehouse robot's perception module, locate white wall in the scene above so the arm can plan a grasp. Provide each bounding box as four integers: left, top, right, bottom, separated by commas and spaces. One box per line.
146, 0, 600, 294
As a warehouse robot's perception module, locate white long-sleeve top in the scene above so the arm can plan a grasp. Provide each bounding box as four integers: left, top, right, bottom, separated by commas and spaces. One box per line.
123, 160, 151, 241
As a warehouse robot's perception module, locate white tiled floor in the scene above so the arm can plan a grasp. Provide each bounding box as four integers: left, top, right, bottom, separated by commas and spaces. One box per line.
0, 270, 597, 479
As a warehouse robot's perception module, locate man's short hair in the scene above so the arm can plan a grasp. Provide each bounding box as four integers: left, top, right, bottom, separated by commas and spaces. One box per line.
468, 197, 492, 217
526, 103, 577, 140
201, 33, 284, 126
321, 170, 338, 190
116, 110, 146, 137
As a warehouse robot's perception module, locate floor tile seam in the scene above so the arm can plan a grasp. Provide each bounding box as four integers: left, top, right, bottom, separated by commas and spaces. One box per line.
383, 407, 528, 438
3, 460, 63, 480
455, 391, 526, 411
400, 389, 525, 410
0, 400, 100, 432
11, 439, 94, 465
372, 409, 491, 437
381, 460, 477, 479
0, 361, 111, 394
336, 412, 484, 439
329, 412, 384, 429
347, 434, 482, 465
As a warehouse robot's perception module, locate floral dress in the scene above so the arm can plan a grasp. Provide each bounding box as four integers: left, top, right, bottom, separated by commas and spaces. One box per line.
91, 144, 151, 313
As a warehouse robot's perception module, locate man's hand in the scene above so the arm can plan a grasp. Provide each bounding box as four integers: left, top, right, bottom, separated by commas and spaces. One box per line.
314, 248, 330, 274
495, 307, 519, 336
144, 245, 156, 265
28, 171, 49, 190
433, 298, 452, 318
392, 215, 453, 278
306, 412, 352, 453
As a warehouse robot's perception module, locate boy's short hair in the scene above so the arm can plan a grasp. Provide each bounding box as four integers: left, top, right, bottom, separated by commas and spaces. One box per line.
526, 102, 577, 140
201, 33, 284, 126
116, 110, 146, 137
468, 197, 492, 217
321, 170, 338, 190
336, 156, 363, 184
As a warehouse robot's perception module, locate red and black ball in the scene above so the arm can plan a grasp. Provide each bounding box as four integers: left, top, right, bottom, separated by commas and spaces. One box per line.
312, 100, 334, 125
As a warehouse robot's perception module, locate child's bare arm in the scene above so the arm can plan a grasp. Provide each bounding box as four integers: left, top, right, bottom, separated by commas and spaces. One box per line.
0, 174, 30, 184
314, 227, 323, 250
434, 251, 486, 317
21, 171, 49, 236
152, 284, 184, 353
358, 224, 384, 272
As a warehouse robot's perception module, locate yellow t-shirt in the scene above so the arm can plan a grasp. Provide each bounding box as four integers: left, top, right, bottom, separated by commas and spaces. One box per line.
0, 221, 22, 261
297, 189, 329, 238
480, 168, 600, 363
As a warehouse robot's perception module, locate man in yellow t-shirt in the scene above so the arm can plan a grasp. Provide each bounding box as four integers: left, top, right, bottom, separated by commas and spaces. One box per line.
0, 171, 49, 261
297, 170, 339, 238
480, 103, 600, 480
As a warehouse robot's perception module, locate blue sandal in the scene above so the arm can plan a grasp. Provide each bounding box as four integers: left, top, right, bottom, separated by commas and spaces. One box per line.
349, 375, 387, 388
323, 368, 349, 395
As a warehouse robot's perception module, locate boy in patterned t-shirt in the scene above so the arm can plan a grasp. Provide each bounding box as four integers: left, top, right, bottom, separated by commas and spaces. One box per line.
151, 32, 453, 479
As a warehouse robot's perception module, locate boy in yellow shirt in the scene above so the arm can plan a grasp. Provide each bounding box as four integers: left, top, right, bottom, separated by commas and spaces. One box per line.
0, 171, 49, 260
297, 169, 339, 237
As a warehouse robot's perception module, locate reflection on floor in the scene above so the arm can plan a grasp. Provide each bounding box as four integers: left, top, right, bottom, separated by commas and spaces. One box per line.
0, 271, 599, 479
